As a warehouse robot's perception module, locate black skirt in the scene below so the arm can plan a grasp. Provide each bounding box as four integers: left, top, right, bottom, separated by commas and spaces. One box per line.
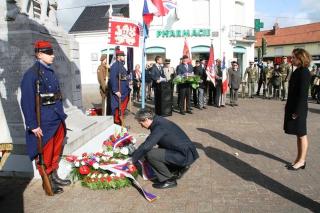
283, 112, 307, 137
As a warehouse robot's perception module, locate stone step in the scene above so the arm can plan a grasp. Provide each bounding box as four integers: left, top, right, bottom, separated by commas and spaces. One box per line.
0, 122, 119, 178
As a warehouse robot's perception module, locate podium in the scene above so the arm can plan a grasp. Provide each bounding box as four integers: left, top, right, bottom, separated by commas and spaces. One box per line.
155, 82, 172, 116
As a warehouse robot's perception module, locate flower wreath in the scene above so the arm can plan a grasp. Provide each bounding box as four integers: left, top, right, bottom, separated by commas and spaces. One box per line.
66, 129, 138, 190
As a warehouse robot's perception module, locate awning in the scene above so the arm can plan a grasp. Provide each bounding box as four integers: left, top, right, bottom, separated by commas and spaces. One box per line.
191, 45, 210, 53
233, 46, 246, 53
146, 46, 166, 54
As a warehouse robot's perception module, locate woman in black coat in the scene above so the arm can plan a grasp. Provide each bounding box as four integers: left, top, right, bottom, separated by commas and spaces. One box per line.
284, 48, 311, 170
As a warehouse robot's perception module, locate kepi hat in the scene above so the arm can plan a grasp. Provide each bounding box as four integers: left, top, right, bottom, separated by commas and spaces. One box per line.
116, 50, 125, 56
34, 40, 53, 53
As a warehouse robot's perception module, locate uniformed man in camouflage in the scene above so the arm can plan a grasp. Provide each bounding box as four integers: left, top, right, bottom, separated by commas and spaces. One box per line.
279, 56, 292, 101
97, 54, 108, 115
244, 61, 258, 98
265, 61, 274, 99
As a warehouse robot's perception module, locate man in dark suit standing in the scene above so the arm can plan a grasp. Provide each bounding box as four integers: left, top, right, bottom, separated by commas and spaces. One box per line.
151, 56, 166, 114
132, 109, 199, 189
176, 55, 194, 115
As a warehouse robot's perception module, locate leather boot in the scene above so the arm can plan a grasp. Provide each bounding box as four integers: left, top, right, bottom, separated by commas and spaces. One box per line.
49, 174, 64, 194
52, 170, 71, 186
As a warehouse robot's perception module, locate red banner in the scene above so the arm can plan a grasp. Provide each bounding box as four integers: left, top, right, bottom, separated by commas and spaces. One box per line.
108, 17, 142, 48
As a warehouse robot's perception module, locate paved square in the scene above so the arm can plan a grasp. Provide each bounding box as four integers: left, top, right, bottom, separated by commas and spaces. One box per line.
1, 95, 320, 213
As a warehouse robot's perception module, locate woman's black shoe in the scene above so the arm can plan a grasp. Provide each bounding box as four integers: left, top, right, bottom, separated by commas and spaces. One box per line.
287, 162, 306, 171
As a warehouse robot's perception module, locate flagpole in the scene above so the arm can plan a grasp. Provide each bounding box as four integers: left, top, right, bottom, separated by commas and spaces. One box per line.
141, 23, 147, 109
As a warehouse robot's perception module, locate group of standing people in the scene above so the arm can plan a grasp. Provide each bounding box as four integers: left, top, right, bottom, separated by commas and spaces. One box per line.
242, 56, 292, 100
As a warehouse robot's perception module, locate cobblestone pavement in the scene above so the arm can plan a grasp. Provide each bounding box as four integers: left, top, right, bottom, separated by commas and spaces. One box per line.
1, 88, 320, 213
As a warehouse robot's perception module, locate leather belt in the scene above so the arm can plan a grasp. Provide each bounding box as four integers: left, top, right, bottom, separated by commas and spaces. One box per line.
40, 92, 62, 105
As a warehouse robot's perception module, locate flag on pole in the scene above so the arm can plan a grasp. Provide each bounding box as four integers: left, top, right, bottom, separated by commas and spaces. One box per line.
206, 44, 216, 86
163, 0, 177, 14
221, 52, 228, 94
183, 38, 192, 64
151, 0, 167, 16
143, 0, 158, 26
108, 16, 142, 48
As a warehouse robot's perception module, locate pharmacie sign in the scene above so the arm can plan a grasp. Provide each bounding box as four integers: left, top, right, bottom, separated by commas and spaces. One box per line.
156, 28, 211, 38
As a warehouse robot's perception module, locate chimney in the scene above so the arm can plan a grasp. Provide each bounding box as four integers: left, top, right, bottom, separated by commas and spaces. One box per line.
273, 23, 279, 35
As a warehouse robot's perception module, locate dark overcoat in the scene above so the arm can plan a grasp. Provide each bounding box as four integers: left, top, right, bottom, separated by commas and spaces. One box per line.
20, 61, 67, 160
283, 67, 311, 136
228, 69, 241, 89
109, 60, 131, 115
132, 116, 199, 166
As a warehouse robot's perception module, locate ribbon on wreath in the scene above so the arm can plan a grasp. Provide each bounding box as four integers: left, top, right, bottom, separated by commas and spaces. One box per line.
100, 160, 157, 202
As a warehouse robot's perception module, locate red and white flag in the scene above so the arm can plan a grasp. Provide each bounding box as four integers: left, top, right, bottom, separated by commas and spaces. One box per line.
222, 52, 228, 94
108, 16, 142, 48
183, 38, 192, 64
206, 44, 216, 86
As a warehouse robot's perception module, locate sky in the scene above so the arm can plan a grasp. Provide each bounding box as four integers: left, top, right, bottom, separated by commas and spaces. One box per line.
57, 0, 320, 31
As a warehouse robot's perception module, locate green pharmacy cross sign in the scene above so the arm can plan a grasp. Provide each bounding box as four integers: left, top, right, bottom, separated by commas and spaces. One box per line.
255, 19, 264, 32
156, 29, 211, 38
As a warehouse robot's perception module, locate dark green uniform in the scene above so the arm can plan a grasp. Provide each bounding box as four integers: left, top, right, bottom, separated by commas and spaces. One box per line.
279, 62, 291, 100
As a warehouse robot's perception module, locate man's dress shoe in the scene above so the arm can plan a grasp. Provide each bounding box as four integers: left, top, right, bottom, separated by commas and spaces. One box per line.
152, 179, 177, 189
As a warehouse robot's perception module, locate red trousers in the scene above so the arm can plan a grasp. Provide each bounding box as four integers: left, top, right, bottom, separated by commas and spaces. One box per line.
37, 123, 65, 175
114, 96, 129, 125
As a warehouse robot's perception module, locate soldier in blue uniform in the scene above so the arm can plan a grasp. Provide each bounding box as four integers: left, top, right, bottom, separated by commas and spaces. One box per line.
109, 50, 131, 125
20, 40, 71, 194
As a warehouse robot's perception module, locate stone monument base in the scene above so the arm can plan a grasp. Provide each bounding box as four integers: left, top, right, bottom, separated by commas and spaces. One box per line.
0, 12, 115, 178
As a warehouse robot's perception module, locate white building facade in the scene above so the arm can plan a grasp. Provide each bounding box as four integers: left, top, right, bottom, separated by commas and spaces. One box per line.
70, 0, 255, 85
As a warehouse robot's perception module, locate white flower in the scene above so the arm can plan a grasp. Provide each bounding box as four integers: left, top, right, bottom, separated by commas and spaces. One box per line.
95, 157, 100, 162
91, 173, 96, 178
110, 173, 115, 177
101, 156, 107, 161
93, 162, 99, 169
98, 174, 102, 178
120, 147, 129, 155
81, 161, 86, 166
74, 161, 80, 167
106, 151, 114, 157
114, 148, 120, 153
104, 174, 109, 177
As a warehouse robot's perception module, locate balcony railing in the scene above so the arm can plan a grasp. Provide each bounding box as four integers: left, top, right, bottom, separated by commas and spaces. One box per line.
229, 25, 255, 42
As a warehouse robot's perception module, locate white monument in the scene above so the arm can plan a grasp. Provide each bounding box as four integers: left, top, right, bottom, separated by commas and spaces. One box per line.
0, 0, 115, 177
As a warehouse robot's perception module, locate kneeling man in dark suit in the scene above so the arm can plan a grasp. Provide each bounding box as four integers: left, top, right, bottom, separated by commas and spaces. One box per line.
132, 109, 199, 189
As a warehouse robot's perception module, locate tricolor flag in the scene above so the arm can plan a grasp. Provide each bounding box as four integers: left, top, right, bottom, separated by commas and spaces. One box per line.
206, 44, 216, 86
221, 52, 228, 94
163, 0, 177, 14
183, 38, 192, 64
143, 0, 167, 27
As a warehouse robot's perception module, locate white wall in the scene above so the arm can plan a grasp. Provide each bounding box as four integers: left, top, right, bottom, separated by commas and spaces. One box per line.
73, 0, 255, 84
